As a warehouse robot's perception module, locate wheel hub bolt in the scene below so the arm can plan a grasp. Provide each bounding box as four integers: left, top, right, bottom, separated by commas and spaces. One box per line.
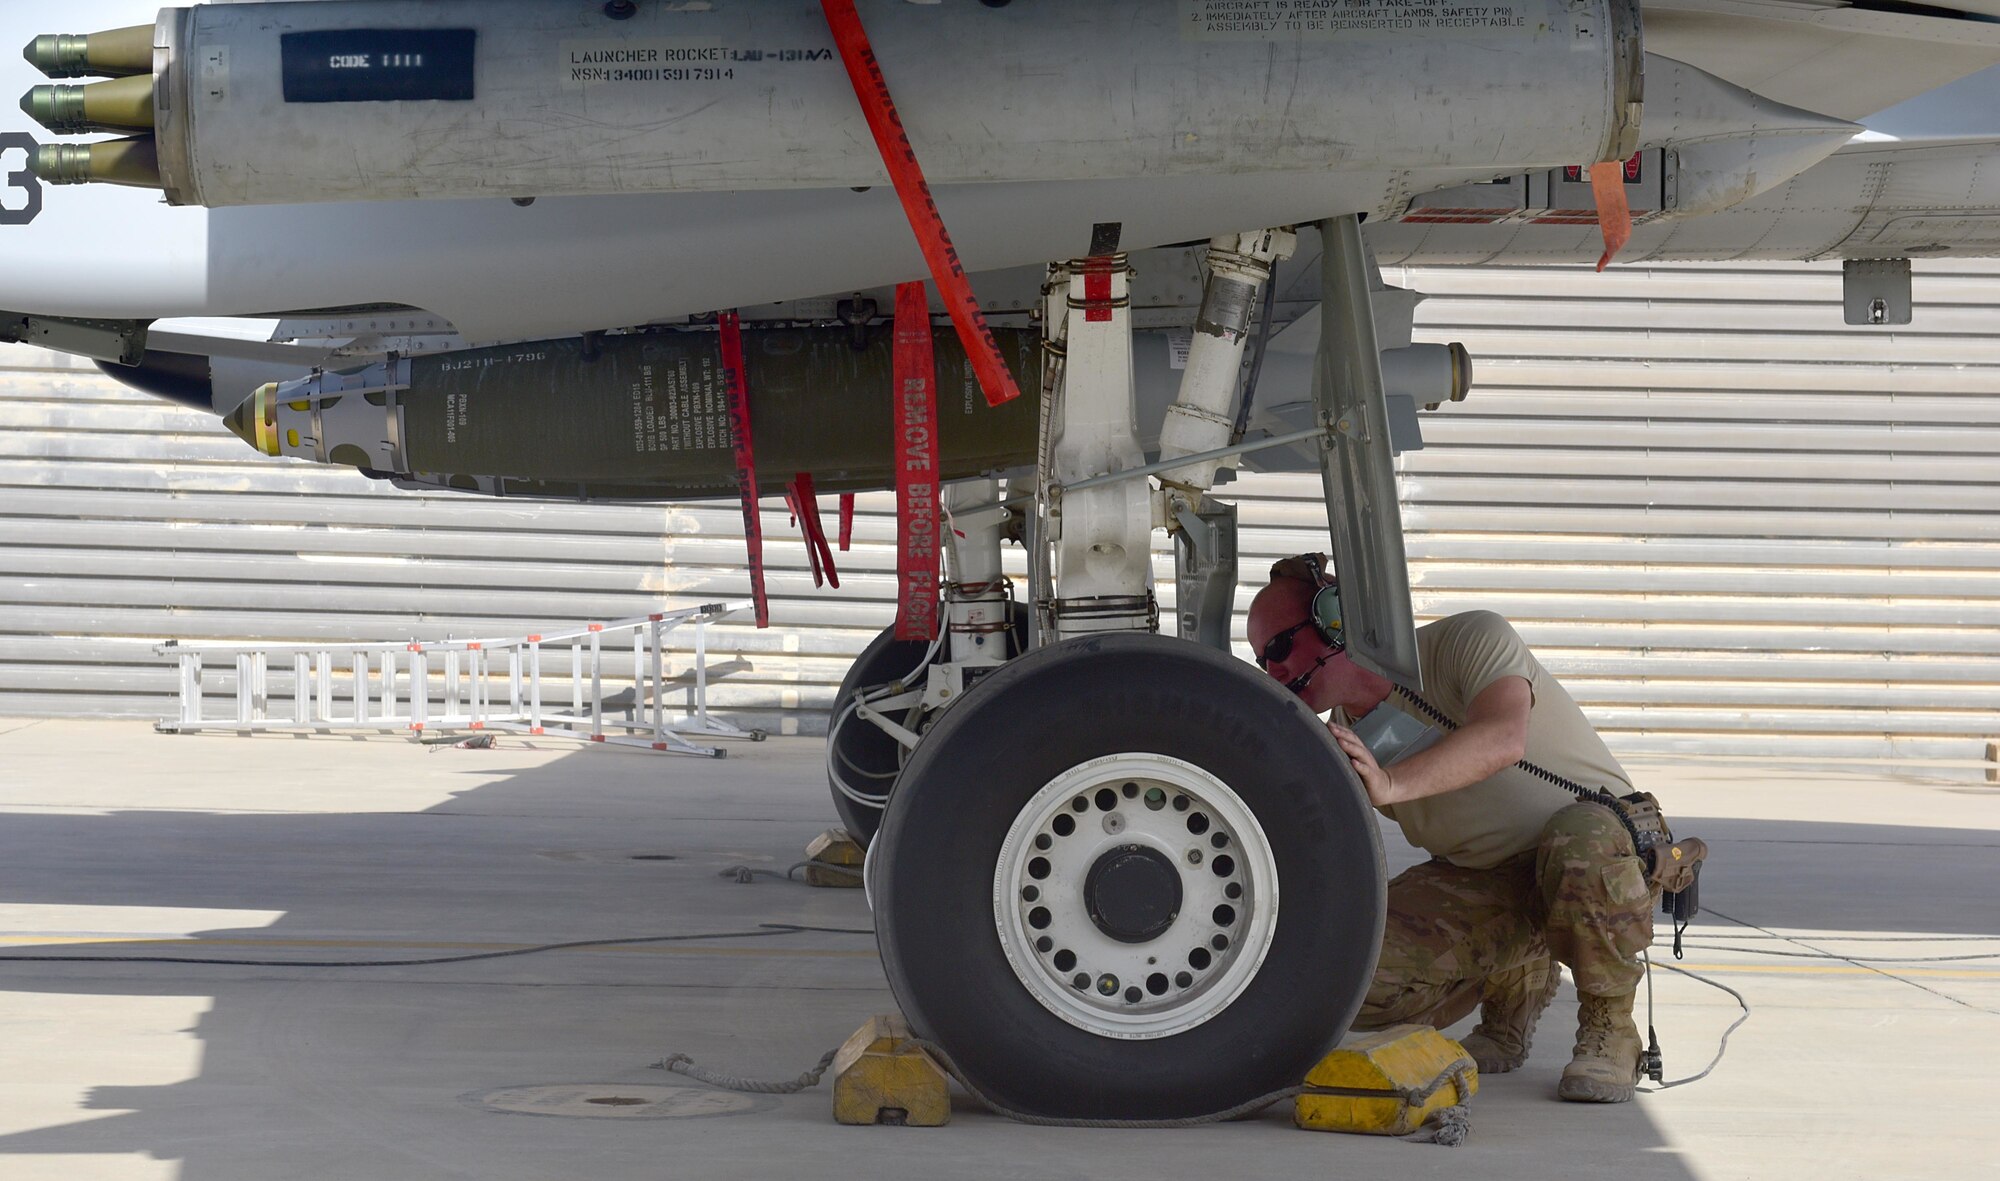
1097, 974, 1120, 996
1187, 849, 1203, 865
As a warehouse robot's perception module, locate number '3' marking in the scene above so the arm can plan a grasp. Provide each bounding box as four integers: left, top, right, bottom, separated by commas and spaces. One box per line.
0, 132, 45, 227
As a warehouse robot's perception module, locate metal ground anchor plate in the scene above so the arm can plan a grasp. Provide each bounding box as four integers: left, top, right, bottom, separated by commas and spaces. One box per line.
469, 1083, 773, 1119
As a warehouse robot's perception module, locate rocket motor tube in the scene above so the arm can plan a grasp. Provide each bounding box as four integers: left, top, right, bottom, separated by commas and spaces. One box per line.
149, 0, 1642, 208
21, 74, 156, 135
231, 325, 1044, 498
22, 26, 155, 79
30, 137, 162, 188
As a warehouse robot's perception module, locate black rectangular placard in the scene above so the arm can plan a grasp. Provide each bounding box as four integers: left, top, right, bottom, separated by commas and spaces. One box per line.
281, 29, 477, 103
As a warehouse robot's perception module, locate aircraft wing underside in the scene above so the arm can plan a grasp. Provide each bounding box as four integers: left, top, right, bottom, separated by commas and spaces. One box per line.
1642, 0, 2000, 120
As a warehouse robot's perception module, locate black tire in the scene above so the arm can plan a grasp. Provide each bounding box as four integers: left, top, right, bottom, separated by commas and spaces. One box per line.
827, 607, 1027, 845
874, 632, 1385, 1119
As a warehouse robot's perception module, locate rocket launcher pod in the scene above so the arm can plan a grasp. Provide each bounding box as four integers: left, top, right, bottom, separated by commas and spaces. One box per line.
138, 0, 1642, 208
224, 325, 1043, 501
21, 74, 155, 135
22, 26, 154, 79
31, 138, 161, 189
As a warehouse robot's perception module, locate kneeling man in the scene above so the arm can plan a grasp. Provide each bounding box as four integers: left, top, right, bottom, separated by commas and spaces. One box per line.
1248, 554, 1654, 1102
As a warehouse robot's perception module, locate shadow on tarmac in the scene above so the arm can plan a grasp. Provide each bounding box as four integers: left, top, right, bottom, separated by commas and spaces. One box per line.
7, 740, 1978, 1177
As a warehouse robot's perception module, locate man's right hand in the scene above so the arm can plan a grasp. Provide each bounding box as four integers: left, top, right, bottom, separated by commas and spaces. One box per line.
1327, 721, 1400, 808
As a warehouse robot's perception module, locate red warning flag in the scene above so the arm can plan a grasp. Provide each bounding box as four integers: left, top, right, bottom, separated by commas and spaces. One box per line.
838, 493, 855, 552
892, 282, 941, 641
820, 0, 1021, 408
1589, 159, 1632, 272
787, 472, 840, 590
719, 311, 769, 627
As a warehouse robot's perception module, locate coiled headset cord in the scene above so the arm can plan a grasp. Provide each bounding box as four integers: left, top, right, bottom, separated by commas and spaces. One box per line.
1390, 685, 1655, 859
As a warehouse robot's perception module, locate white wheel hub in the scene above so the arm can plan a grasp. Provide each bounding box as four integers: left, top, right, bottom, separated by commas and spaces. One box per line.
992, 752, 1280, 1039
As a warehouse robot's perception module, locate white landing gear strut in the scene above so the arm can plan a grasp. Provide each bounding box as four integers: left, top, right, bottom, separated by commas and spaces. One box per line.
1038, 230, 1295, 643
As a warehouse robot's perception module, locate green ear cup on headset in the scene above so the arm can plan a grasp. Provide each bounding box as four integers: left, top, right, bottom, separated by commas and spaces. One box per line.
1269, 552, 1345, 649
1309, 581, 1344, 648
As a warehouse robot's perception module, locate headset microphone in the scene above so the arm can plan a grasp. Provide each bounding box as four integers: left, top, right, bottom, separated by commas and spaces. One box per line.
1284, 650, 1339, 695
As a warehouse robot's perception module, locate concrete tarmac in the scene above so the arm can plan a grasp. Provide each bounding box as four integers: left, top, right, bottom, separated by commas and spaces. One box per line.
0, 718, 1994, 1181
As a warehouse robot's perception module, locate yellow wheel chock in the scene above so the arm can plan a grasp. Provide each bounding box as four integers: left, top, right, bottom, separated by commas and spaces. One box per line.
802, 829, 866, 888
830, 1014, 950, 1126
1295, 1024, 1478, 1137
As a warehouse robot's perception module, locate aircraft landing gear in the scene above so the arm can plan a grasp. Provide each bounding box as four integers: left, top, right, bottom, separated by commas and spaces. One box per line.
826, 479, 1026, 845
826, 601, 1028, 845
858, 222, 1391, 1117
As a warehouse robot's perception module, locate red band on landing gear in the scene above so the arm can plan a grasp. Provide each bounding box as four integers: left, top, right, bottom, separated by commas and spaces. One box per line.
720, 311, 769, 628
893, 281, 940, 642
838, 493, 855, 551
820, 0, 1020, 408
1082, 257, 1116, 323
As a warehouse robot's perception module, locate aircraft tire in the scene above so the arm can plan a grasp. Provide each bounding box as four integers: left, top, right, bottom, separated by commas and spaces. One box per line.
873, 632, 1384, 1119
826, 606, 1027, 846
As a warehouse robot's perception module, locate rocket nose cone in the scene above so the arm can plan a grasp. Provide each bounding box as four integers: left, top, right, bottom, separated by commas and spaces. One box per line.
28, 144, 60, 184
22, 34, 64, 77
28, 143, 75, 185
21, 85, 48, 125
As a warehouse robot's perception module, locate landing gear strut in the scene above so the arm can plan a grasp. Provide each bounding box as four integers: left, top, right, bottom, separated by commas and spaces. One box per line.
860, 220, 1394, 1117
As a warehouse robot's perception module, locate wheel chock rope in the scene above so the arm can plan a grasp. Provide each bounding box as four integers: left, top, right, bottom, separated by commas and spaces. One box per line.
819, 0, 1021, 407
657, 1047, 841, 1095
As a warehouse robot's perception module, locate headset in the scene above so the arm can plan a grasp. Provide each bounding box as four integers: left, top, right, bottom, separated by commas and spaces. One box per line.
1266, 552, 1346, 656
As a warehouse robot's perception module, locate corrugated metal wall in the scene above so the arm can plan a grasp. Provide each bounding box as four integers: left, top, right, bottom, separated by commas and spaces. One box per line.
3, 259, 1996, 771
1376, 259, 2000, 771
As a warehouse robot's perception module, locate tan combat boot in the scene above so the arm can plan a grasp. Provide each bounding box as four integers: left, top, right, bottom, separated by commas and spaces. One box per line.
1456, 955, 1561, 1074
1558, 990, 1644, 1103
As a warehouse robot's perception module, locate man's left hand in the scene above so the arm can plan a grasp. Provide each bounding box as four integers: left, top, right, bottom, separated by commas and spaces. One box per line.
1327, 721, 1399, 807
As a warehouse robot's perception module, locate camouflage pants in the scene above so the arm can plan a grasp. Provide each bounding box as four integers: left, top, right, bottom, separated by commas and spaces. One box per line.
1353, 802, 1654, 1030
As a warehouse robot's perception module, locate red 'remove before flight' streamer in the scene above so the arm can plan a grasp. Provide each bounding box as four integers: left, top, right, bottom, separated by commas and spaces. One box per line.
893, 282, 941, 642
1589, 159, 1632, 272
820, 0, 1022, 408
719, 311, 769, 628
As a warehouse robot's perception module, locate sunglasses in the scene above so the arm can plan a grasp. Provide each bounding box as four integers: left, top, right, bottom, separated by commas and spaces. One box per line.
1259, 620, 1315, 668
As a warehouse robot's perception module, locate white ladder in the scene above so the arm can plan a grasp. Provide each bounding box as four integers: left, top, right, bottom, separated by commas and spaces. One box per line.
154, 601, 761, 758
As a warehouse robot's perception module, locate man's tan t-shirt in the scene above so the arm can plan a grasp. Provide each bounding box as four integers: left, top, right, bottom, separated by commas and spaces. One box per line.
1363, 611, 1633, 870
